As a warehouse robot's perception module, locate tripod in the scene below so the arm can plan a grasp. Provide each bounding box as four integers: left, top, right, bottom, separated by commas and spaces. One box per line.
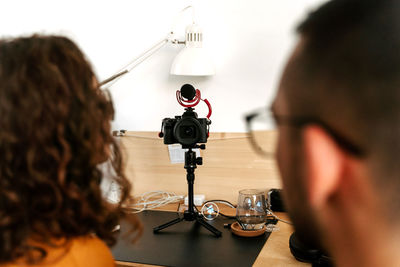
153, 145, 222, 237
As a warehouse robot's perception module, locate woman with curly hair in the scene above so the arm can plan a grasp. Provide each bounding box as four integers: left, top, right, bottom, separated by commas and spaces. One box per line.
0, 35, 141, 266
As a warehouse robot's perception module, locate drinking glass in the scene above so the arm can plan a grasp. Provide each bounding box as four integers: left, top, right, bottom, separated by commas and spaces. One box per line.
236, 189, 267, 230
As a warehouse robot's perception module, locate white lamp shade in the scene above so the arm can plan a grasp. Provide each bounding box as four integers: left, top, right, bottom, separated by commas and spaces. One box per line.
170, 47, 215, 76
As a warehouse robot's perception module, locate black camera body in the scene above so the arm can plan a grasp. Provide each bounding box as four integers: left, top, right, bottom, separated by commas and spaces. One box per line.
161, 108, 210, 147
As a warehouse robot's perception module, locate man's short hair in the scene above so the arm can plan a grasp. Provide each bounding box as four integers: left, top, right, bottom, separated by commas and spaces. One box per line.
286, 0, 400, 216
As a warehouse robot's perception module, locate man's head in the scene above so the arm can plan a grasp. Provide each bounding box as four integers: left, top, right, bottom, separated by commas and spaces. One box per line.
274, 0, 400, 250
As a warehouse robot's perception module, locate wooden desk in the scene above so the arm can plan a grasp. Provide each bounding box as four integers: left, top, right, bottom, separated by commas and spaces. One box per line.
253, 213, 309, 267
115, 131, 309, 266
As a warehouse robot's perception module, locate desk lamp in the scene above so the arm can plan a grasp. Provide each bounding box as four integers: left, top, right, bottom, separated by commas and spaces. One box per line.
99, 6, 215, 87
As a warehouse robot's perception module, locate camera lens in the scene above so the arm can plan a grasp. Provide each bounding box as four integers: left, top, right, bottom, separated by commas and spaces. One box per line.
174, 118, 202, 146
182, 126, 195, 137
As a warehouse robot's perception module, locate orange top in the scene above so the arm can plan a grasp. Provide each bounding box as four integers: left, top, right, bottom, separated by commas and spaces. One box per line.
2, 236, 115, 267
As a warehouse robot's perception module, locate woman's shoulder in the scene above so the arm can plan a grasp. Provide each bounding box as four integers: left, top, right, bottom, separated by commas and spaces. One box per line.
64, 236, 115, 267
3, 236, 115, 267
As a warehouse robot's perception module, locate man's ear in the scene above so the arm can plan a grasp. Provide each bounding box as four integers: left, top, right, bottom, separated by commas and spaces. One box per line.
303, 125, 345, 209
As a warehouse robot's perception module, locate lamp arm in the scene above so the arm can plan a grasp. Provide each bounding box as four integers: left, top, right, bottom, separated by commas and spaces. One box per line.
99, 35, 172, 86
99, 6, 197, 87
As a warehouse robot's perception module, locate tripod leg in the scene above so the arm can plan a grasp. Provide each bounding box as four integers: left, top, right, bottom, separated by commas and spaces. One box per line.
153, 217, 185, 233
196, 217, 222, 237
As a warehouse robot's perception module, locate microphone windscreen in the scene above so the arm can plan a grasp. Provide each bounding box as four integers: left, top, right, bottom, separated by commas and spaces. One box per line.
180, 84, 196, 100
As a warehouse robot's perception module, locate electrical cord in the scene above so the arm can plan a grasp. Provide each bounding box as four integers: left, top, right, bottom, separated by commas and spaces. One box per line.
113, 130, 252, 141
123, 189, 293, 226
204, 199, 235, 208
170, 6, 195, 35
267, 209, 293, 225
203, 199, 237, 219
201, 199, 293, 225
124, 190, 184, 214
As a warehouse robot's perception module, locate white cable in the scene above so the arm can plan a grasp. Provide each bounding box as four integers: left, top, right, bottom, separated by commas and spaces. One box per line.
268, 209, 293, 225
124, 190, 184, 214
171, 6, 195, 35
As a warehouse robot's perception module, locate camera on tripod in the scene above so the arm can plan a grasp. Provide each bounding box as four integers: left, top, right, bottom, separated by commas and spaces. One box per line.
155, 84, 222, 237
159, 84, 212, 148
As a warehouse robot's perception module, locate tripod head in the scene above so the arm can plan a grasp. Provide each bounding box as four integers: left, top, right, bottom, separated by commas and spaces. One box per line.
182, 144, 206, 150
184, 145, 206, 170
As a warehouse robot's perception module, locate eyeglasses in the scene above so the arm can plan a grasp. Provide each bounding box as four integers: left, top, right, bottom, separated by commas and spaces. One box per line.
245, 107, 366, 158
244, 108, 277, 157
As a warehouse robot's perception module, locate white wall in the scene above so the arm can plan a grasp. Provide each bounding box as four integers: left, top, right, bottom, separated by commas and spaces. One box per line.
1, 0, 326, 132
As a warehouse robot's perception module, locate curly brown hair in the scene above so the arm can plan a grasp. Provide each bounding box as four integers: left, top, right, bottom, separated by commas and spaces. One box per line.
0, 35, 141, 264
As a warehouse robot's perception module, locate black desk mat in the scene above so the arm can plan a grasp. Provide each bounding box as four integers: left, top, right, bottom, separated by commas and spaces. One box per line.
111, 210, 272, 267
